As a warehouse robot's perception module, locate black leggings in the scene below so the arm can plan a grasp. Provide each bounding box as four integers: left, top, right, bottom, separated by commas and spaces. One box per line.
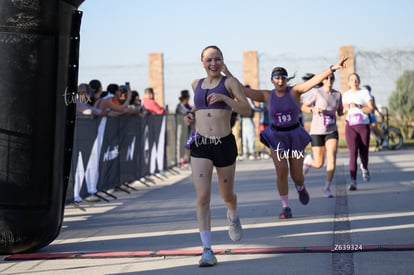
345, 123, 370, 181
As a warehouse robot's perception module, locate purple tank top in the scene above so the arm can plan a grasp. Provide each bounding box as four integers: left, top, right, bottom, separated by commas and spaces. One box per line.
193, 76, 231, 110
269, 88, 301, 127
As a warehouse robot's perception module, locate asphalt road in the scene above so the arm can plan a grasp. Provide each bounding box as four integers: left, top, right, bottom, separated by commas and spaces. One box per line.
1, 147, 414, 275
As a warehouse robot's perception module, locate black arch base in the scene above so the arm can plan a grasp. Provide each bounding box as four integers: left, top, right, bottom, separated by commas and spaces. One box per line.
0, 0, 84, 254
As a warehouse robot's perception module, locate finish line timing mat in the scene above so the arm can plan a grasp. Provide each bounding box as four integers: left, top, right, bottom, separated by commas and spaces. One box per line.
5, 244, 414, 261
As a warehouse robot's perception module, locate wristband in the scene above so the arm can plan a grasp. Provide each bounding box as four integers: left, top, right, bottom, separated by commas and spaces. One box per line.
329, 65, 336, 73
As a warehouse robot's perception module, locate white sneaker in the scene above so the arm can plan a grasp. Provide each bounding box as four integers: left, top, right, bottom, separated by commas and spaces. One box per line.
349, 182, 357, 191
199, 248, 217, 267
360, 164, 370, 182
84, 193, 100, 202
323, 189, 334, 198
227, 210, 243, 242
303, 154, 312, 175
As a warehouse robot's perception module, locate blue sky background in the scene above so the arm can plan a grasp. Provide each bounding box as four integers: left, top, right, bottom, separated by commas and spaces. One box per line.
78, 0, 414, 109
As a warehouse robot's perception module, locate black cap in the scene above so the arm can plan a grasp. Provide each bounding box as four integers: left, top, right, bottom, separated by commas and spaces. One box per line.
271, 67, 288, 79
179, 90, 190, 101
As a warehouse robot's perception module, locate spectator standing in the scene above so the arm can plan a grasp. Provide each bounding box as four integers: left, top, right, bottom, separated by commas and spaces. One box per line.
130, 90, 140, 106
231, 111, 242, 158
107, 83, 123, 105
88, 79, 104, 107
176, 89, 193, 166
142, 87, 167, 115
342, 73, 374, 191
76, 83, 106, 116
93, 83, 132, 116
175, 89, 192, 115
240, 94, 261, 160
129, 90, 149, 116
301, 73, 343, 198
74, 80, 107, 203
183, 45, 251, 267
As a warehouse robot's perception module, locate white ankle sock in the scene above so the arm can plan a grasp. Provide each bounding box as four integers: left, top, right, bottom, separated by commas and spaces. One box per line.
200, 230, 211, 249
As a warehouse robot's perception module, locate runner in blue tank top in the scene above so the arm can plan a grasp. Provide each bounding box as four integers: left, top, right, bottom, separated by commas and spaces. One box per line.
224, 57, 348, 219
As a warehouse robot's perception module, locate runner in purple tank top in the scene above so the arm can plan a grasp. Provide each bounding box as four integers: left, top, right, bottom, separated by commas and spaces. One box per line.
224, 57, 348, 219
301, 73, 343, 198
184, 45, 251, 267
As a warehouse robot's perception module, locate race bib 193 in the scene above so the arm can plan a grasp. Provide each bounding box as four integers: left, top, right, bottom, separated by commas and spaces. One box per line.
274, 111, 293, 126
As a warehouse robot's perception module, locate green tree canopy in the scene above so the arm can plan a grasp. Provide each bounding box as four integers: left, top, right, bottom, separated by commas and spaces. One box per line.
389, 70, 414, 138
389, 70, 414, 117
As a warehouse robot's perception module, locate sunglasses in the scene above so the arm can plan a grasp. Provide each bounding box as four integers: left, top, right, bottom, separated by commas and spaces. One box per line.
272, 75, 287, 79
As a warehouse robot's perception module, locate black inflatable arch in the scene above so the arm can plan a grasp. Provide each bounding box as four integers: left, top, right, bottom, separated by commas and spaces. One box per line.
0, 0, 84, 254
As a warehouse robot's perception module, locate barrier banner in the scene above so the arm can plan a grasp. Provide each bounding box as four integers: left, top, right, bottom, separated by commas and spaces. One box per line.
140, 115, 166, 176
98, 117, 120, 191
166, 115, 179, 167
66, 115, 166, 202
119, 116, 142, 184
68, 116, 105, 202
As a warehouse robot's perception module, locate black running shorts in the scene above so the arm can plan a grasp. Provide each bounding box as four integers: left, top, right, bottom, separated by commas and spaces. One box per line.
311, 131, 339, 147
190, 133, 237, 167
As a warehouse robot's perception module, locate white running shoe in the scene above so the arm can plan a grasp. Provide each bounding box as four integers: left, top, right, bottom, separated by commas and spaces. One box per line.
303, 154, 313, 175
227, 210, 243, 242
323, 188, 334, 198
360, 164, 370, 182
84, 193, 100, 202
349, 182, 357, 191
199, 247, 217, 267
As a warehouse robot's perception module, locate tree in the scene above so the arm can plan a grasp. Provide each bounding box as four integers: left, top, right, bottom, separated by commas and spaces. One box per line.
388, 70, 414, 138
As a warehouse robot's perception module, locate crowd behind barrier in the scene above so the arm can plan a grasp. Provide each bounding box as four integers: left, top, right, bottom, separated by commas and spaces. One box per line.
65, 114, 191, 203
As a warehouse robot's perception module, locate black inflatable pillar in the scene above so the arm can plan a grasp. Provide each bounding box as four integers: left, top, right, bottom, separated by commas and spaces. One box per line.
0, 0, 84, 254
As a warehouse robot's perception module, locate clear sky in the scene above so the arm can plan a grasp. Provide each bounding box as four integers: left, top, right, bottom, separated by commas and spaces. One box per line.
77, 0, 414, 109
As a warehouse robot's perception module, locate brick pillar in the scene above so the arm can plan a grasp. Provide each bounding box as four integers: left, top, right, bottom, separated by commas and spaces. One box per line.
243, 51, 261, 153
243, 51, 259, 89
148, 53, 165, 107
337, 45, 356, 143
339, 45, 355, 94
